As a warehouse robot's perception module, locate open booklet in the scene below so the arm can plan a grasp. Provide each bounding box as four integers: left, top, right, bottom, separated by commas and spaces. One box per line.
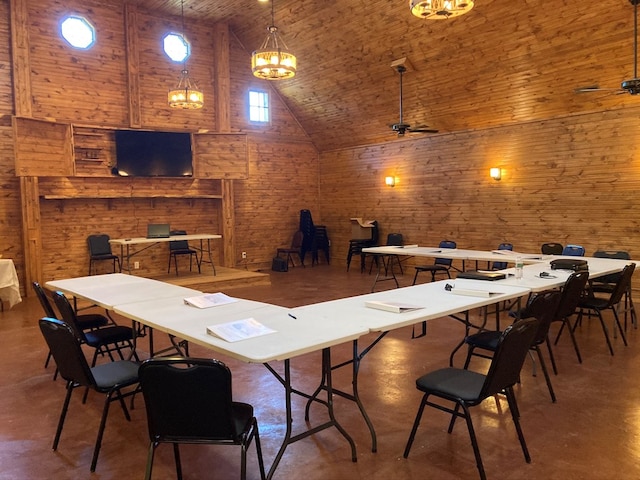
184, 292, 238, 309
365, 300, 424, 313
206, 317, 276, 342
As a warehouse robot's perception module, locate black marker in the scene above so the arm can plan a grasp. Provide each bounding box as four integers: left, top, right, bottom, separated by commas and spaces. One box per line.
288, 313, 297, 319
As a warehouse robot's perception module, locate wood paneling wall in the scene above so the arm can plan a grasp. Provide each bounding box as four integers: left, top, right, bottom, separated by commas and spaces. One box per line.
319, 106, 640, 272
2, 0, 319, 291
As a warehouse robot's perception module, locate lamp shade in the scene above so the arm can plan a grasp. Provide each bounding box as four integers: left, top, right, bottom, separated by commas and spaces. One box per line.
410, 0, 475, 19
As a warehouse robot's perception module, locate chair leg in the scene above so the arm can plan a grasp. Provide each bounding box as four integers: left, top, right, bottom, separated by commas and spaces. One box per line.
545, 336, 558, 375
555, 316, 582, 363
611, 308, 628, 346
252, 420, 267, 480
412, 269, 420, 285
591, 310, 615, 356
53, 382, 74, 450
461, 402, 487, 480
144, 442, 157, 480
90, 392, 114, 472
505, 386, 531, 464
173, 443, 183, 480
403, 395, 429, 458
534, 346, 556, 402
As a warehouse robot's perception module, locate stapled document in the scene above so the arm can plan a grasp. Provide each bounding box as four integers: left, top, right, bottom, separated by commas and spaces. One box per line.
184, 292, 238, 309
206, 318, 276, 342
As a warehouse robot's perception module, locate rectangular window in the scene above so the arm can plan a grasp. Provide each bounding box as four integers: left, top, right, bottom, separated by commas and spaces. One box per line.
249, 90, 269, 123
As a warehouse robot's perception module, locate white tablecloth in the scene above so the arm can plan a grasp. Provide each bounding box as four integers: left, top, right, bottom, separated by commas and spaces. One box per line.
0, 259, 21, 309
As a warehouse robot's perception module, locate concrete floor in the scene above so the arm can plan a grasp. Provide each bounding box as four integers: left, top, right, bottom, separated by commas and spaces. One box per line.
1, 263, 639, 479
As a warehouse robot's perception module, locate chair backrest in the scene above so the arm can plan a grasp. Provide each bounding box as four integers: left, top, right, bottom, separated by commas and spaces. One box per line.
169, 230, 189, 251
291, 230, 305, 249
541, 242, 564, 255
492, 242, 513, 270
562, 244, 585, 256
33, 281, 57, 318
139, 357, 239, 441
480, 318, 539, 399
434, 240, 456, 266
87, 234, 113, 256
606, 263, 636, 307
51, 290, 87, 342
519, 290, 562, 346
386, 233, 403, 246
555, 270, 590, 320
38, 317, 96, 388
593, 250, 631, 284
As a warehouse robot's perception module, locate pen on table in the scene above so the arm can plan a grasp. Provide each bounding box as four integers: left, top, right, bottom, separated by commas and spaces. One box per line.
288, 313, 297, 319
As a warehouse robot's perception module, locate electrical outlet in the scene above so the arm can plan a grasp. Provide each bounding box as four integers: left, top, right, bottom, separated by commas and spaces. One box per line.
242, 252, 247, 259
134, 261, 140, 269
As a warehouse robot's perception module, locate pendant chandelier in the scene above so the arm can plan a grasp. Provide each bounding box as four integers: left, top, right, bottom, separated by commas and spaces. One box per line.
410, 0, 475, 20
168, 0, 204, 109
251, 0, 297, 80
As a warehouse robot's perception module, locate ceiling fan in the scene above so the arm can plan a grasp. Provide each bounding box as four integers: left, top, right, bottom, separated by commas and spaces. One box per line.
390, 59, 438, 136
576, 0, 640, 95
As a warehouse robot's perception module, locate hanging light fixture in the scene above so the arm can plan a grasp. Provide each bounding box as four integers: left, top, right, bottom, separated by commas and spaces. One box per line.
410, 0, 475, 20
168, 0, 204, 109
251, 0, 297, 80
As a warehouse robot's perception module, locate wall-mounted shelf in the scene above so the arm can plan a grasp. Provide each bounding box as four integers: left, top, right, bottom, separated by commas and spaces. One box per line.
42, 194, 223, 200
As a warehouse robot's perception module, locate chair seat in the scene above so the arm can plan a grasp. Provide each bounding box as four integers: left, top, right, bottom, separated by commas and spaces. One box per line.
578, 297, 609, 310
84, 326, 134, 348
416, 367, 486, 403
91, 360, 140, 391
92, 253, 118, 260
415, 265, 448, 272
464, 331, 501, 351
171, 248, 196, 255
76, 314, 110, 330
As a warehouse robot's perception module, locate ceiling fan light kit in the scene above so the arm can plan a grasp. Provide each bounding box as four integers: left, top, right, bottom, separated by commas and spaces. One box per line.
410, 0, 475, 20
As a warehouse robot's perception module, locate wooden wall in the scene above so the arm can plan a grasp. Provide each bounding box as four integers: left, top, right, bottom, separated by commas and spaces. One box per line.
1, 0, 319, 294
319, 105, 640, 272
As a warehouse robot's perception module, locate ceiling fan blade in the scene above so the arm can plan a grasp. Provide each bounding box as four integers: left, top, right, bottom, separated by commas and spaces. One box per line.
409, 125, 439, 134
575, 85, 627, 95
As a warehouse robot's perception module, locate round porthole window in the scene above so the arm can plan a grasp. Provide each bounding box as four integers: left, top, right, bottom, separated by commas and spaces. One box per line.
163, 33, 190, 62
60, 16, 95, 49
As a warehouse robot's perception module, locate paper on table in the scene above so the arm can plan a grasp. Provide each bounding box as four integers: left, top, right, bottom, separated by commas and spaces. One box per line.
184, 292, 238, 309
206, 317, 276, 342
365, 300, 424, 313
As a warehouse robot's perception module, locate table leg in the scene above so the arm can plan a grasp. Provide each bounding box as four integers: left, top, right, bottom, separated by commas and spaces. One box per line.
264, 350, 358, 480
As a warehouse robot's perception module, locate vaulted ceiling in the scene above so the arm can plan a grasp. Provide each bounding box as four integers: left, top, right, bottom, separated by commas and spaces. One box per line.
135, 0, 640, 151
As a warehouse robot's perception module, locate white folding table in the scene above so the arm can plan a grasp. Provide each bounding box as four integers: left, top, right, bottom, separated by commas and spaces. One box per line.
47, 273, 368, 480
109, 234, 222, 275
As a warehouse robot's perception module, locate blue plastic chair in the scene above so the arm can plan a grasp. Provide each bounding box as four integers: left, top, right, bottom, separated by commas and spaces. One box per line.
491, 242, 513, 270
562, 244, 585, 256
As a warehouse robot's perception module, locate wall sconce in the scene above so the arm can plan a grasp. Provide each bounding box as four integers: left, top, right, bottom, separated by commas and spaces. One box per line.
385, 176, 396, 187
489, 168, 501, 181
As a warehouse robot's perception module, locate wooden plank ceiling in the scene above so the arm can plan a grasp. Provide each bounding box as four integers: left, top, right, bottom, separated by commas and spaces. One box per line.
133, 0, 639, 152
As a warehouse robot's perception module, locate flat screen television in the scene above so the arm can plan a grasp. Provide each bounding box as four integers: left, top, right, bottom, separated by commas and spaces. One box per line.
112, 130, 193, 177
